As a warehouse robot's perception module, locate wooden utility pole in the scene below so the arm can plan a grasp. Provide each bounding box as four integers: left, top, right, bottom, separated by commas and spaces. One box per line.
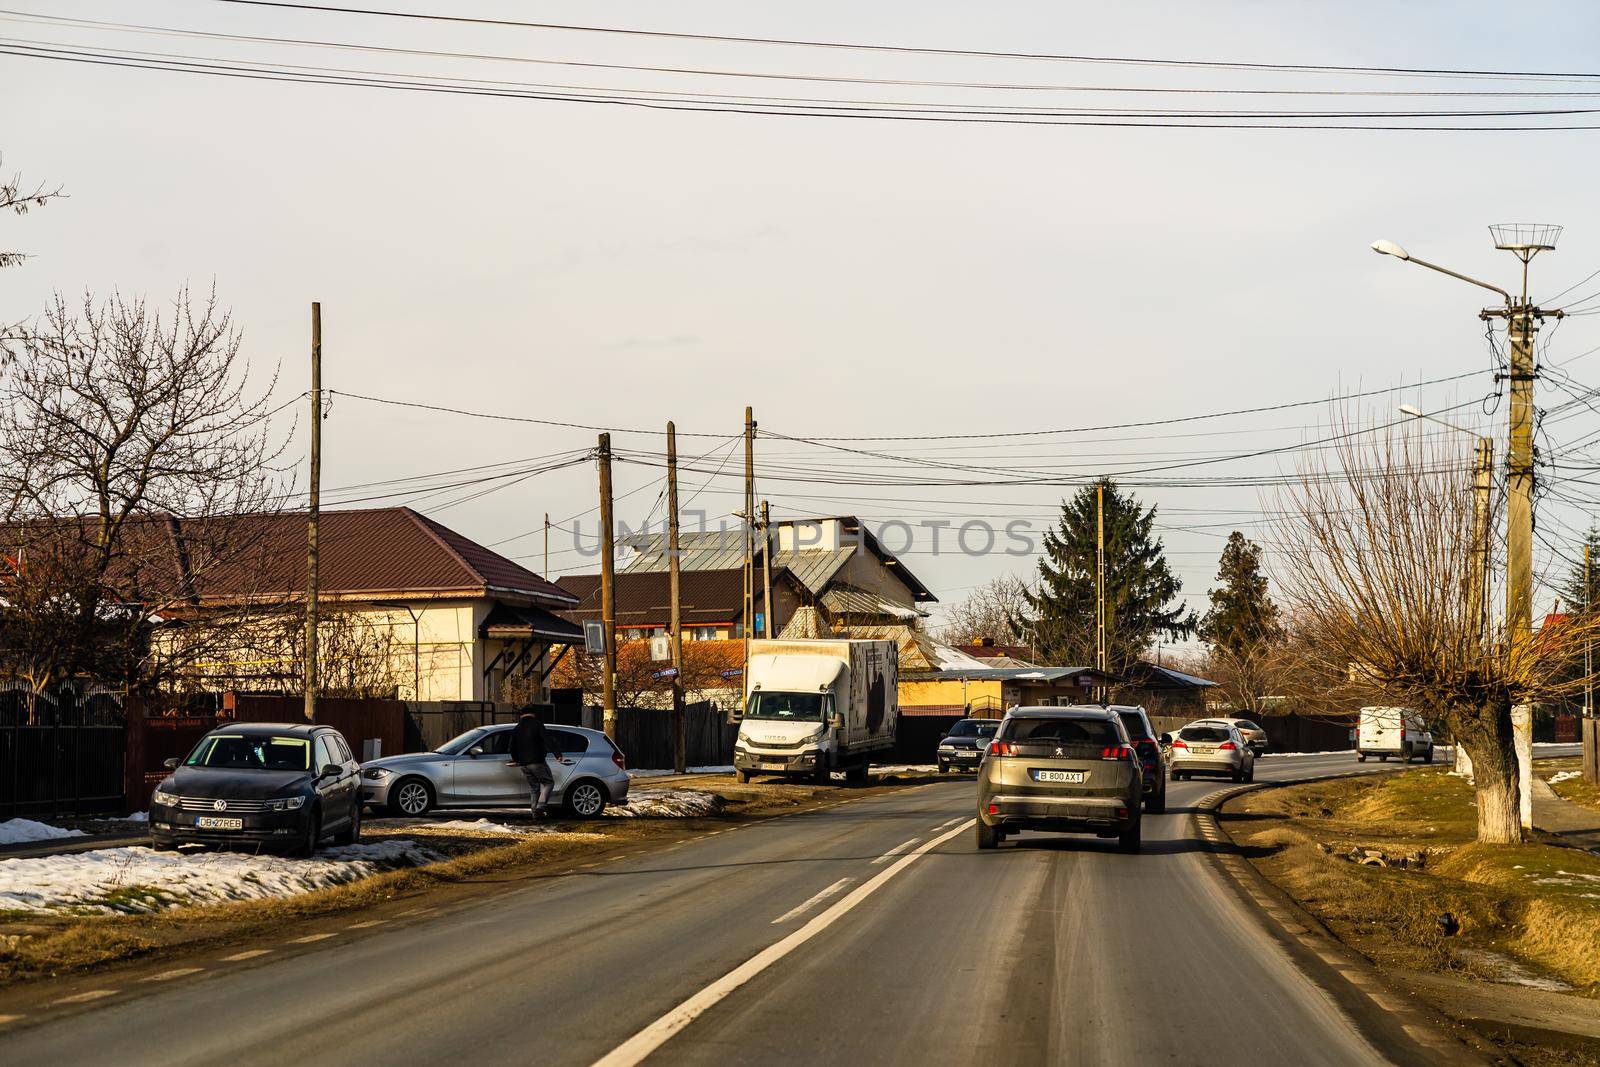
1468, 437, 1495, 643
597, 433, 618, 740
1095, 481, 1107, 702
304, 302, 321, 722
667, 422, 686, 775
761, 500, 773, 638
543, 512, 550, 576
1588, 540, 1598, 784
742, 406, 755, 703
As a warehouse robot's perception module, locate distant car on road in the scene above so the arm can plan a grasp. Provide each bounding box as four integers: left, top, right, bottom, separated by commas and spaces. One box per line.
1210, 716, 1269, 756
361, 723, 629, 818
936, 718, 1000, 773
975, 706, 1143, 852
1110, 704, 1168, 813
1168, 720, 1256, 782
1356, 706, 1435, 764
148, 722, 363, 855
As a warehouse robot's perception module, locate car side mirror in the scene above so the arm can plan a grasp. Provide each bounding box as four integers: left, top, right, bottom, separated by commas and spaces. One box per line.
467, 745, 485, 757
320, 763, 343, 779
1158, 733, 1171, 745
164, 757, 180, 770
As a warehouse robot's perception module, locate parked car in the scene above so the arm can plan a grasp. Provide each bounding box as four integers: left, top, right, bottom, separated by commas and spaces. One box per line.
148, 722, 362, 855
1211, 717, 1269, 755
1168, 720, 1256, 782
1109, 704, 1168, 813
1356, 706, 1435, 763
361, 723, 630, 818
936, 718, 1000, 773
975, 706, 1143, 852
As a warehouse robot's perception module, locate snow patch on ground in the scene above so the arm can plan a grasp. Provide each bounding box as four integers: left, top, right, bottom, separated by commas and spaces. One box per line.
399, 818, 540, 836
0, 840, 442, 913
1550, 770, 1583, 786
606, 789, 722, 818
630, 766, 734, 779
0, 818, 87, 845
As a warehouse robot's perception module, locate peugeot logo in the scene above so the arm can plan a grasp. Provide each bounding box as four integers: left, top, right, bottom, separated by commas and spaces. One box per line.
213, 799, 227, 811
1054, 747, 1064, 757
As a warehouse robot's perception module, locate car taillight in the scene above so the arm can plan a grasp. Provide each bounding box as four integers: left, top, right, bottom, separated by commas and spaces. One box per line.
1218, 741, 1237, 751
989, 741, 1016, 756
987, 803, 999, 815
1100, 745, 1132, 761
1171, 739, 1188, 749
611, 749, 627, 771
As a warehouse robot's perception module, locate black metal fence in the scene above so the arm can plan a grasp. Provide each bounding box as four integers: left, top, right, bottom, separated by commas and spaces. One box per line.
0, 686, 127, 819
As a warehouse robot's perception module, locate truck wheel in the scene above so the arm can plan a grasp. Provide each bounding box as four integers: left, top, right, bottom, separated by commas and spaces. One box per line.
976, 820, 999, 850
846, 764, 869, 786
736, 770, 750, 784
1378, 755, 1389, 763
812, 764, 830, 786
1358, 754, 1367, 763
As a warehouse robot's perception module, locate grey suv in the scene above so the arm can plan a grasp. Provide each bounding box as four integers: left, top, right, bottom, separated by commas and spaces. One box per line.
975, 707, 1143, 853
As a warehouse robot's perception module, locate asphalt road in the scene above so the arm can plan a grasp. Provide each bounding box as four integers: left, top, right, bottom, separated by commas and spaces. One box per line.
0, 750, 1539, 1066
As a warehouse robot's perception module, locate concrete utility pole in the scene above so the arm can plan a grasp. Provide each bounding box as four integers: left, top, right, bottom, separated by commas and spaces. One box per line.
761, 500, 773, 638
1096, 481, 1107, 702
543, 512, 550, 577
597, 433, 618, 740
742, 406, 755, 705
304, 302, 321, 723
667, 421, 686, 775
1376, 227, 1565, 828
1588, 541, 1598, 784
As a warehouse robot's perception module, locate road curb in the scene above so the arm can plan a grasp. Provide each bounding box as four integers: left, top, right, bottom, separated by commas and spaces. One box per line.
1191, 771, 1490, 1067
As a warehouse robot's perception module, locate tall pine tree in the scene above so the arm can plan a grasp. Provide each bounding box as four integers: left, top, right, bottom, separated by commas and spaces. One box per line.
1020, 479, 1194, 674
1198, 532, 1282, 655
1561, 526, 1600, 618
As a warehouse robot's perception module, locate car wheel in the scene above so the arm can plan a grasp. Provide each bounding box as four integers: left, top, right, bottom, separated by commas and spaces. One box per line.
295, 809, 322, 858
735, 770, 750, 784
1425, 745, 1435, 764
976, 820, 999, 850
149, 836, 175, 852
1118, 815, 1142, 854
1145, 786, 1166, 815
334, 801, 361, 846
1245, 761, 1256, 783
1170, 767, 1181, 782
564, 778, 607, 819
938, 763, 948, 774
389, 777, 434, 817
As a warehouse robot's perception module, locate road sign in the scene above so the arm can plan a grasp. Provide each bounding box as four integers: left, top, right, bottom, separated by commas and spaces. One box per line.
650, 635, 670, 661
583, 620, 605, 653
652, 667, 678, 680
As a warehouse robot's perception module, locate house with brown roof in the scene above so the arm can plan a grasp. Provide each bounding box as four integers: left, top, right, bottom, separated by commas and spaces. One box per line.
146, 507, 582, 702
555, 567, 806, 641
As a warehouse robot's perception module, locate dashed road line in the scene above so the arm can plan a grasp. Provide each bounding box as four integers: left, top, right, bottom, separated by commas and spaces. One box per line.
0, 1014, 24, 1026
142, 967, 204, 983
933, 816, 965, 831
53, 990, 116, 1005
222, 949, 272, 961
771, 878, 853, 924
288, 932, 336, 944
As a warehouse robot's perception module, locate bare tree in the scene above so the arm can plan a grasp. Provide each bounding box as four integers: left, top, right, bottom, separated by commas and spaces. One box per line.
1273, 418, 1600, 844
938, 574, 1032, 646
1, 154, 66, 368
166, 608, 406, 699
0, 288, 289, 693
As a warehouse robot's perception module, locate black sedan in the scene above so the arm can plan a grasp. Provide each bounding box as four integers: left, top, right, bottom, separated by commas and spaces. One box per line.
936, 718, 1001, 773
148, 722, 363, 855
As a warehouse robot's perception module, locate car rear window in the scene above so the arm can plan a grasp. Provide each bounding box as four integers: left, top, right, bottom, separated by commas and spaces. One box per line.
1179, 725, 1232, 743
550, 729, 590, 754
1117, 712, 1153, 741
1003, 717, 1118, 744
1236, 721, 1261, 732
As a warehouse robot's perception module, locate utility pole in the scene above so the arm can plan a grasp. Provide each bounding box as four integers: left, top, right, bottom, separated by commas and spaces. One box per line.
1468, 437, 1495, 643
597, 433, 617, 740
742, 406, 755, 705
1587, 540, 1598, 784
667, 422, 686, 775
543, 512, 550, 576
304, 302, 321, 723
760, 500, 773, 638
1095, 481, 1107, 703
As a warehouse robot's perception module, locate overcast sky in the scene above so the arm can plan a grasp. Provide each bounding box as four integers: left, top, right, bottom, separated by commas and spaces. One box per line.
8, 1, 1600, 643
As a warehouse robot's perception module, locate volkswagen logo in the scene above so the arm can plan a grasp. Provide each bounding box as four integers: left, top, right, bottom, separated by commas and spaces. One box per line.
213, 799, 228, 812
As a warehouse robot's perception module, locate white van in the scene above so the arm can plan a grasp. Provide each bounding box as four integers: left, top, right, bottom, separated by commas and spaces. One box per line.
1356, 706, 1434, 763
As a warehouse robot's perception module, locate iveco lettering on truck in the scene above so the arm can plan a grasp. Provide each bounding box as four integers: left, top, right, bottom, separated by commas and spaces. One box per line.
732, 639, 898, 784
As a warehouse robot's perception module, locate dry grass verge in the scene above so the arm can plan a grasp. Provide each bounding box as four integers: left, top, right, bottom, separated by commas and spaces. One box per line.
0, 774, 875, 989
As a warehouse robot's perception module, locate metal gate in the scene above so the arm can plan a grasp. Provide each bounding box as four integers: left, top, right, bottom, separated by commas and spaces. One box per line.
0, 685, 127, 819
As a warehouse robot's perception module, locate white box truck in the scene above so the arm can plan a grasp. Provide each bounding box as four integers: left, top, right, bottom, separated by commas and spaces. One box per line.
732, 639, 898, 784
1356, 706, 1435, 763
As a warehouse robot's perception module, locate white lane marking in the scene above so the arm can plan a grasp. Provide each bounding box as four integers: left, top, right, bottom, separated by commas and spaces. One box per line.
770, 878, 853, 924
288, 932, 336, 944
222, 949, 272, 961
53, 989, 116, 1005
933, 816, 965, 831
871, 837, 921, 865
348, 919, 387, 929
593, 819, 973, 1067
0, 1014, 21, 1026
142, 967, 204, 983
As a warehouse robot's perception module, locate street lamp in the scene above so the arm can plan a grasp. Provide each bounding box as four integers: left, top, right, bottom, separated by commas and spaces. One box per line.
1370, 239, 1513, 304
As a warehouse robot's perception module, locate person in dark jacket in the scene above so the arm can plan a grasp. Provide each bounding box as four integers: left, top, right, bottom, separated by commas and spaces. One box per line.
509, 708, 562, 818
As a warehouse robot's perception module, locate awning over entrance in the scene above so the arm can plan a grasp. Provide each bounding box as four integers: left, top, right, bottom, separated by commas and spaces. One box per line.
479, 602, 586, 643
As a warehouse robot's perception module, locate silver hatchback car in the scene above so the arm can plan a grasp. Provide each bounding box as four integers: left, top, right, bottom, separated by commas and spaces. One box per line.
1168, 720, 1256, 782
360, 723, 630, 818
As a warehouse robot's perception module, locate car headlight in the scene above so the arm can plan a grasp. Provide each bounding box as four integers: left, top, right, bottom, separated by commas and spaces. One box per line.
265, 796, 307, 812
152, 789, 178, 807
363, 767, 390, 780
